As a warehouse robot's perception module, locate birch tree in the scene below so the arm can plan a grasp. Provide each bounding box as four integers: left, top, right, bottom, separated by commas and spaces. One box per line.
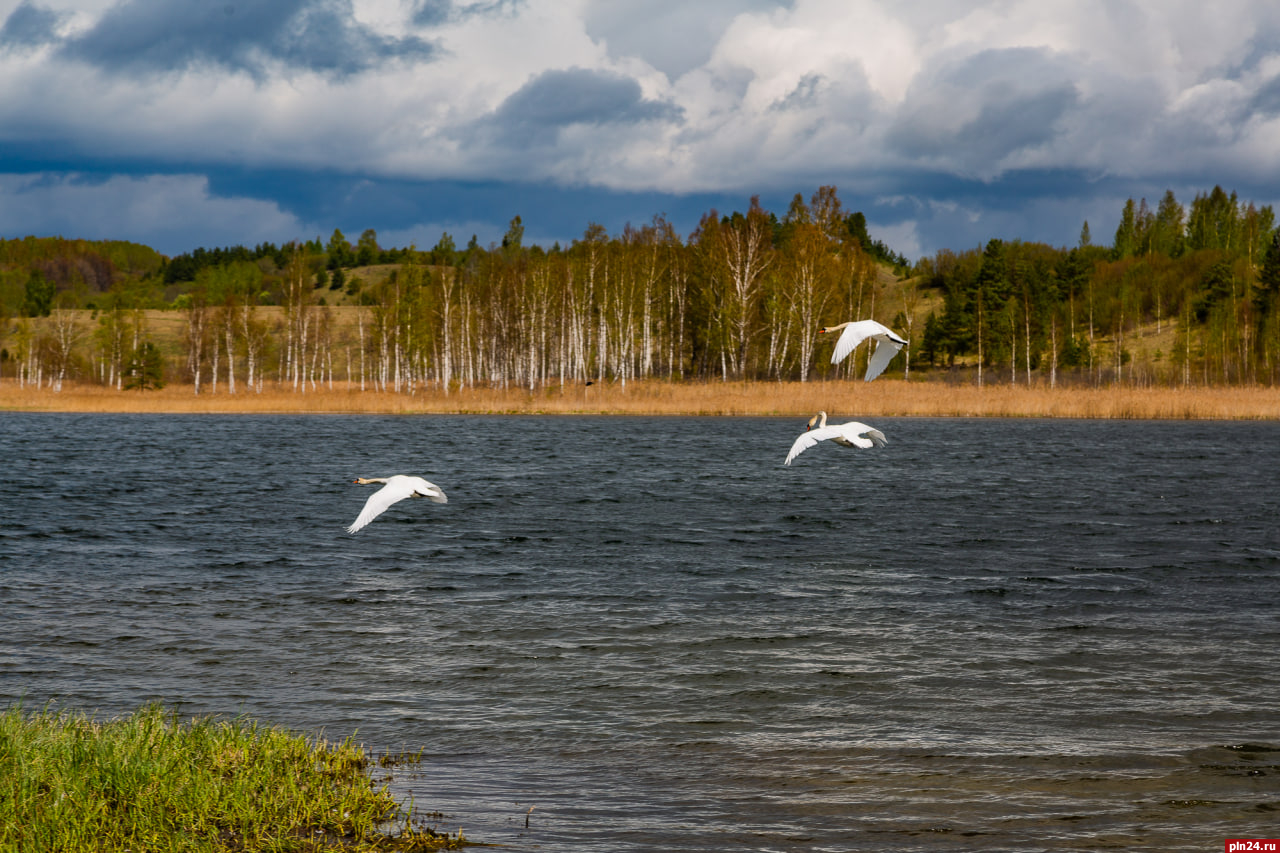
694, 198, 774, 378
781, 217, 839, 381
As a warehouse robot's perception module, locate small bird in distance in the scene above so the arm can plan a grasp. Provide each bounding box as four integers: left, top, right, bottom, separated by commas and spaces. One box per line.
347, 475, 447, 534
784, 411, 887, 465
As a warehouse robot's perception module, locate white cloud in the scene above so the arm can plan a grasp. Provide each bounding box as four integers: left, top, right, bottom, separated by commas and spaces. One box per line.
6, 0, 1279, 187
2, 0, 1279, 257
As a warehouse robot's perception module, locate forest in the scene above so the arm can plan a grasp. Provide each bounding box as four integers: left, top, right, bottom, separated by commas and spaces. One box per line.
1, 184, 1278, 393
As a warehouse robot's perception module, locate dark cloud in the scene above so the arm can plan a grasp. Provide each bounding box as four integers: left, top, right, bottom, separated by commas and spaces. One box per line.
769, 73, 823, 112
58, 0, 435, 77
951, 86, 1078, 162
411, 0, 453, 27
478, 67, 683, 147
411, 0, 521, 27
888, 47, 1079, 170
0, 1, 64, 50
1249, 74, 1280, 117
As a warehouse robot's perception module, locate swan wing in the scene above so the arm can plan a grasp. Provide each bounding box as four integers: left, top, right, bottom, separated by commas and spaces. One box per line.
347, 477, 416, 534
786, 423, 886, 463
783, 425, 845, 465
830, 321, 878, 364
863, 336, 904, 381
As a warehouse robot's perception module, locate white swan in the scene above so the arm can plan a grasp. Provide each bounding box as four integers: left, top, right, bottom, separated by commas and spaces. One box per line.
347, 475, 447, 534
819, 320, 909, 381
784, 411, 887, 465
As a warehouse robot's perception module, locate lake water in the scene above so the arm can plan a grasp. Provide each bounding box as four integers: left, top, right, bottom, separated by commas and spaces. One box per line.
2, 412, 1278, 851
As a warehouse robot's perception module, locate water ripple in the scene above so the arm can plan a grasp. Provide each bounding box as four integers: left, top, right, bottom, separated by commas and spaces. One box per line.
2, 413, 1279, 851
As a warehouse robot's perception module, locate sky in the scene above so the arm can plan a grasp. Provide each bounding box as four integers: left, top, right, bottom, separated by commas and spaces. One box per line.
2, 0, 1280, 262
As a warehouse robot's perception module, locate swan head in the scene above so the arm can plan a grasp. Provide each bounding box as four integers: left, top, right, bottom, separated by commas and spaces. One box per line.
807, 411, 826, 431
353, 477, 374, 485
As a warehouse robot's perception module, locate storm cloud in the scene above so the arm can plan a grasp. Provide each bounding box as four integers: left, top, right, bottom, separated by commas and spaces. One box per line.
1, 0, 1278, 258
55, 0, 436, 76
474, 67, 683, 148
0, 0, 61, 49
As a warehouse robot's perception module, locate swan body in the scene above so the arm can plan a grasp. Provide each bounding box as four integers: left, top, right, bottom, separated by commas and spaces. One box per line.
347, 475, 447, 534
784, 411, 887, 465
819, 320, 908, 381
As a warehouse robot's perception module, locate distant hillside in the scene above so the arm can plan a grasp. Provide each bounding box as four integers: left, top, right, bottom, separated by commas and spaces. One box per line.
0, 237, 165, 315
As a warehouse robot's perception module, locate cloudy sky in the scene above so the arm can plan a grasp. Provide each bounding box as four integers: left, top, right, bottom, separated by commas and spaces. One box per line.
2, 0, 1279, 261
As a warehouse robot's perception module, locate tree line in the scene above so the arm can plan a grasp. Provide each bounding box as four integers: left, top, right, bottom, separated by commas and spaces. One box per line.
1, 184, 1278, 392
918, 186, 1280, 386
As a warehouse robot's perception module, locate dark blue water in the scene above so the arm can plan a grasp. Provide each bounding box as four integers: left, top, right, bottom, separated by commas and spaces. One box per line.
2, 413, 1278, 851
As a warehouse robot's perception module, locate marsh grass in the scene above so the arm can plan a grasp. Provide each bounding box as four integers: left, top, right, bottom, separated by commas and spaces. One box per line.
2, 378, 1279, 419
0, 703, 468, 851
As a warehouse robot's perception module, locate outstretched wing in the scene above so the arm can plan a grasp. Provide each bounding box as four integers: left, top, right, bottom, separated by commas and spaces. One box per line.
347, 481, 412, 534
830, 321, 877, 364
786, 423, 887, 464
783, 426, 844, 465
863, 337, 904, 381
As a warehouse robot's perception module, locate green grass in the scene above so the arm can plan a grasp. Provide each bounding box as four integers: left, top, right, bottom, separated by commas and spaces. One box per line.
0, 703, 469, 852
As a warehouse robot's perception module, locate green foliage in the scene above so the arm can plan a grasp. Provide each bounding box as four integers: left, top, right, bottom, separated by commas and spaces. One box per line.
22, 270, 55, 317
1113, 199, 1138, 259
431, 232, 458, 267
164, 243, 288, 284
356, 229, 380, 266
1058, 333, 1090, 368
1192, 260, 1234, 321
502, 215, 524, 252
326, 229, 354, 269
123, 341, 166, 390
1186, 185, 1239, 252
1255, 231, 1280, 316
1153, 190, 1186, 257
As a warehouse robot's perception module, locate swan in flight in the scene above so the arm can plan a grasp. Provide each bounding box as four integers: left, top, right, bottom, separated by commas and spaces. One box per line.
784, 411, 887, 465
818, 320, 909, 381
347, 475, 447, 534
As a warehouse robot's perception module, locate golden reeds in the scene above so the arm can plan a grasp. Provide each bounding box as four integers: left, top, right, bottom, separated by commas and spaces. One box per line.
3, 378, 1279, 419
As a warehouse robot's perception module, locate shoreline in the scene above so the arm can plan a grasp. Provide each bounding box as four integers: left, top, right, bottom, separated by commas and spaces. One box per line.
3, 379, 1280, 419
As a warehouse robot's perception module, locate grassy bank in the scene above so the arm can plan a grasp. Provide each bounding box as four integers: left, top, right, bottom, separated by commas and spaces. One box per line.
0, 703, 466, 852
2, 378, 1280, 419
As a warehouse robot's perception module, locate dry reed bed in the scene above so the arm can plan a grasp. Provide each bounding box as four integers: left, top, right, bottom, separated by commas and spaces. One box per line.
3, 380, 1279, 419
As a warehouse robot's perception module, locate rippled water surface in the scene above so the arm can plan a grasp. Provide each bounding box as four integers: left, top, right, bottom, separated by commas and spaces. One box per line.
3, 412, 1279, 851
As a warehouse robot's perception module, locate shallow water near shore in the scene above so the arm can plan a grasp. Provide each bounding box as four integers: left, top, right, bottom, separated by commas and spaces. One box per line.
3, 413, 1279, 851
